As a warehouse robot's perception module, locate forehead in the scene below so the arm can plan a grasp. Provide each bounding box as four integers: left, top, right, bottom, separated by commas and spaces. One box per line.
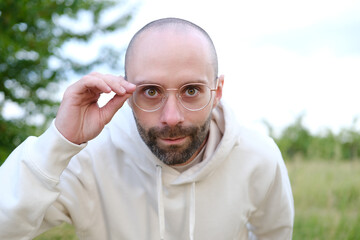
126, 28, 214, 86
136, 79, 209, 87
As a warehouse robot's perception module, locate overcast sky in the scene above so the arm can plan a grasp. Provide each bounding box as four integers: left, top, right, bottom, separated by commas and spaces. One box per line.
7, 0, 359, 135
121, 0, 360, 135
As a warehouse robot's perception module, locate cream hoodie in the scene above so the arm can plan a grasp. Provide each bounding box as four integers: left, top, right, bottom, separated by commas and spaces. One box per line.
0, 101, 294, 240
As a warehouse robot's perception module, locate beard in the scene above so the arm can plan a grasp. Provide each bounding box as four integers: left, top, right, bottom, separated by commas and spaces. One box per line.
134, 116, 211, 165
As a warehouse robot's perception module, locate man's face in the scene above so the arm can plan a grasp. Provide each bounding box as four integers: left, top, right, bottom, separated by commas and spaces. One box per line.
126, 28, 223, 165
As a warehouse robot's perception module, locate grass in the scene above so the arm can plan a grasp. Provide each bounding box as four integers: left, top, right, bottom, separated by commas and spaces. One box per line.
288, 159, 360, 240
34, 160, 360, 240
34, 223, 77, 240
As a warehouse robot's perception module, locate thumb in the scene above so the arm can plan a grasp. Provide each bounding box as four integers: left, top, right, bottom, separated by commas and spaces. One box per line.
100, 94, 131, 124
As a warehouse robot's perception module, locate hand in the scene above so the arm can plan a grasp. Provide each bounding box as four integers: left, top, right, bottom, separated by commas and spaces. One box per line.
55, 72, 136, 144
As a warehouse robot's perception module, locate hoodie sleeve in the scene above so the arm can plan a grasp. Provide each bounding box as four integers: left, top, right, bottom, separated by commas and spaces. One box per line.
0, 121, 86, 240
248, 144, 295, 240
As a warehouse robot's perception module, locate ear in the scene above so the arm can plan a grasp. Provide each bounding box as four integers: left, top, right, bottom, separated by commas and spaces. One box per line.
212, 74, 224, 108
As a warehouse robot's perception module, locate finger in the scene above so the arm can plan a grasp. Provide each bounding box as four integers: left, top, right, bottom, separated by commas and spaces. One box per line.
99, 74, 136, 95
119, 77, 136, 93
100, 93, 132, 124
106, 75, 136, 93
78, 73, 112, 94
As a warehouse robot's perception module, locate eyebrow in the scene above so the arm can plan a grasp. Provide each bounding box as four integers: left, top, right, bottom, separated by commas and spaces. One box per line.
135, 79, 209, 86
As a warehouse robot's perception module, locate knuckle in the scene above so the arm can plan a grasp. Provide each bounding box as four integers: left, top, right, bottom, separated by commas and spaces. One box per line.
81, 75, 91, 82
89, 71, 100, 76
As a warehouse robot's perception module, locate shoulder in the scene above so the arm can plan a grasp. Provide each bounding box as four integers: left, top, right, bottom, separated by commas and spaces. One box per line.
220, 101, 282, 165
237, 126, 281, 161
229, 126, 287, 205
227, 126, 281, 184
220, 102, 283, 181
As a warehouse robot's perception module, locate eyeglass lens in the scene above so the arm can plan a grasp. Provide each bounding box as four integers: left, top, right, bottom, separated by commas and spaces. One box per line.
133, 83, 213, 111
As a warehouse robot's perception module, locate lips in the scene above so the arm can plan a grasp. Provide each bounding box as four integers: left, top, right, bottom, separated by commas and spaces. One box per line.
158, 136, 188, 145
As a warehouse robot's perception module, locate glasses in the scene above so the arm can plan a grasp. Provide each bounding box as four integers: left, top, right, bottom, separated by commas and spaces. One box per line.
132, 79, 219, 112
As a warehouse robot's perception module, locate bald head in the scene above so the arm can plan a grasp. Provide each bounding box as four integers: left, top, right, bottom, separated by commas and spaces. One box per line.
124, 18, 218, 81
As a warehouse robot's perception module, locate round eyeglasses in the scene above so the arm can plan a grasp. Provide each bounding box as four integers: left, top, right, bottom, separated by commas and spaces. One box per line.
132, 79, 219, 112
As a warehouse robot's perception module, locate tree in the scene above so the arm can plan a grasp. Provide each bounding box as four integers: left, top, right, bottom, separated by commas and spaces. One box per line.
0, 0, 133, 164
338, 117, 360, 160
275, 114, 312, 160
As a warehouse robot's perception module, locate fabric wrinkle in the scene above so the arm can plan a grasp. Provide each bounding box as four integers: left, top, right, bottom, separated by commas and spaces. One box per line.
156, 164, 197, 240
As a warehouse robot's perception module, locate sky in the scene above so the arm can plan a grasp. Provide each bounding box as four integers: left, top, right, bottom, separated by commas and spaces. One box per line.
118, 0, 360, 135
6, 0, 360, 135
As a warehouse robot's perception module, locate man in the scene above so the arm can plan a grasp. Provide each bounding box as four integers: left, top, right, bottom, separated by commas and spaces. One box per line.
0, 18, 294, 239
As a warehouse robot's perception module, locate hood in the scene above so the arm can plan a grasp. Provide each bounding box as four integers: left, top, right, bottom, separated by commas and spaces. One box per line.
107, 100, 239, 185
106, 100, 240, 240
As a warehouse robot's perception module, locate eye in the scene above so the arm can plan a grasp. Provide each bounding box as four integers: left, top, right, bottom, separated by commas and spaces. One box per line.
183, 85, 201, 97
142, 86, 162, 98
145, 88, 157, 97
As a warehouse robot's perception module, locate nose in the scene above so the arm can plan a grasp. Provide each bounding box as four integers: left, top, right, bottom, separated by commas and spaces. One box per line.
159, 94, 184, 127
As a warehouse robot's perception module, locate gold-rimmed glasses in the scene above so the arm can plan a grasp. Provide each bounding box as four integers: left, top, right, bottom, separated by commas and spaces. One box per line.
132, 79, 219, 112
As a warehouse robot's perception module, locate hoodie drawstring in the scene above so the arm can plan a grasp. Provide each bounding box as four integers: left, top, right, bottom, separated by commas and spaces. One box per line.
156, 165, 196, 240
156, 165, 165, 240
189, 182, 196, 240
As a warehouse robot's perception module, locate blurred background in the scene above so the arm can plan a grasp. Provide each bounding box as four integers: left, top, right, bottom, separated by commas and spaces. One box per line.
1, 0, 359, 239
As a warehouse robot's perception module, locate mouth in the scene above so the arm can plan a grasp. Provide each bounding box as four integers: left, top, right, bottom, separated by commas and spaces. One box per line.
158, 136, 188, 145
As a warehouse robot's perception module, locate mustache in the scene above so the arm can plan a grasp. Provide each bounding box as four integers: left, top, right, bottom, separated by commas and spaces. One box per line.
148, 125, 198, 138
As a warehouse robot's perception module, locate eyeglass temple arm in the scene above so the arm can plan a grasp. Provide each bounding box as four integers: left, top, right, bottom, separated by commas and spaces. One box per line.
211, 77, 219, 91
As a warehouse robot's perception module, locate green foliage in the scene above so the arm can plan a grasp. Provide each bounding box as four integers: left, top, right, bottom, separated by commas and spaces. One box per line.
267, 115, 360, 161
0, 116, 45, 161
0, 0, 132, 164
338, 118, 360, 160
275, 114, 312, 159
